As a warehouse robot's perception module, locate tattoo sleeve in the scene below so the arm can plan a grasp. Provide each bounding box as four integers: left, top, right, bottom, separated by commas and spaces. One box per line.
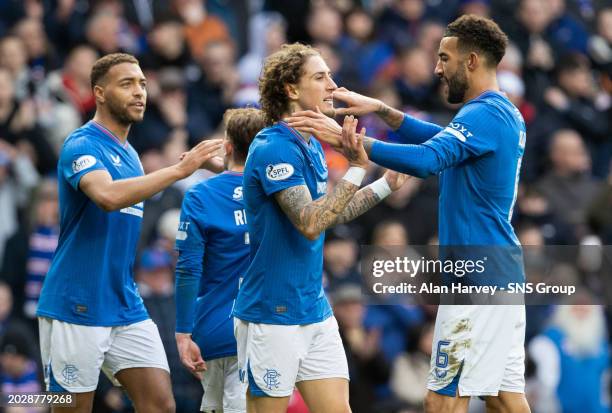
334, 186, 383, 224
376, 103, 405, 130
275, 179, 360, 239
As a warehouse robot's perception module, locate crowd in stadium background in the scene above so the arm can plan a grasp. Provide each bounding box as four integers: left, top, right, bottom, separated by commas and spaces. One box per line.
0, 0, 610, 412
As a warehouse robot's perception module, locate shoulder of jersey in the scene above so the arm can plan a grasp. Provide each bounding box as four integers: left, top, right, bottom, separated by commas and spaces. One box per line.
62, 126, 100, 150
252, 125, 298, 153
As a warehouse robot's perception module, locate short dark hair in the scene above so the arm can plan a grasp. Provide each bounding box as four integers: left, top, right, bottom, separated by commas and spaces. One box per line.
224, 108, 266, 163
444, 15, 508, 67
90, 53, 139, 89
259, 43, 320, 125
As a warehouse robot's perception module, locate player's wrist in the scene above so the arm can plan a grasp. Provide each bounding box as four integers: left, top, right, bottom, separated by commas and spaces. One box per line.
374, 100, 388, 115
171, 164, 189, 180
342, 166, 367, 186
370, 177, 393, 199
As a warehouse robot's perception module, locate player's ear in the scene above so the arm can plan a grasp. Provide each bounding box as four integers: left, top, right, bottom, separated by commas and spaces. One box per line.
93, 84, 106, 104
224, 140, 233, 158
285, 83, 299, 100
467, 52, 479, 71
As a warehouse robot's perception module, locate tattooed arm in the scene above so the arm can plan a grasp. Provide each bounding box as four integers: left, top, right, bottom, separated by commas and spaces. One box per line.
275, 179, 361, 240
335, 169, 410, 224
276, 168, 411, 236
334, 186, 382, 224
374, 102, 405, 130
274, 115, 371, 240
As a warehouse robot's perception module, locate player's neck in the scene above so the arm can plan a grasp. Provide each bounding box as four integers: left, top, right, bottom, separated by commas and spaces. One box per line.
283, 106, 310, 142
92, 112, 131, 143
463, 71, 499, 103
227, 159, 244, 172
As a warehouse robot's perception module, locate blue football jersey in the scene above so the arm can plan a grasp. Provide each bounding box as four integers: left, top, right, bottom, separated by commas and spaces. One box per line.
422, 91, 526, 246
175, 172, 250, 360
37, 121, 148, 326
233, 122, 332, 325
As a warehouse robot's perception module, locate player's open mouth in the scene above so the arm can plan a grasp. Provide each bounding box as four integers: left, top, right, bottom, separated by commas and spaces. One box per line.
322, 98, 333, 105
130, 103, 145, 109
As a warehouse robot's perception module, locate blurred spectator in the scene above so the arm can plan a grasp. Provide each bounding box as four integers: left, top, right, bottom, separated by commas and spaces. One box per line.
323, 228, 361, 290
137, 247, 202, 413
238, 12, 286, 85
22, 178, 59, 320
588, 7, 612, 70
122, 0, 173, 32
0, 139, 39, 268
131, 67, 210, 152
377, 0, 429, 50
0, 67, 57, 174
0, 323, 43, 413
512, 0, 556, 103
416, 20, 445, 59
0, 35, 32, 100
535, 129, 602, 241
0, 281, 16, 334
188, 40, 238, 132
36, 45, 97, 151
43, 0, 90, 55
42, 44, 97, 125
137, 149, 183, 253
355, 175, 438, 245
363, 220, 425, 361
390, 321, 434, 409
333, 284, 391, 413
155, 208, 182, 254
86, 11, 126, 55
306, 5, 343, 47
337, 6, 396, 90
140, 16, 193, 71
547, 0, 590, 54
358, 82, 405, 143
394, 46, 438, 109
542, 53, 610, 178
529, 302, 610, 413
173, 0, 231, 61
372, 220, 410, 246
14, 17, 59, 76
588, 166, 612, 244
263, 0, 311, 43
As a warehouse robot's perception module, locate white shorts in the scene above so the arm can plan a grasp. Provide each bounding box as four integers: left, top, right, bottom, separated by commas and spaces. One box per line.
427, 305, 526, 397
39, 317, 170, 393
234, 316, 349, 397
200, 356, 246, 413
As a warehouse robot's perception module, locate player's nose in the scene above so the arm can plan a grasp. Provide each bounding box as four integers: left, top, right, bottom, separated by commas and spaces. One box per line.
327, 76, 338, 90
434, 61, 444, 78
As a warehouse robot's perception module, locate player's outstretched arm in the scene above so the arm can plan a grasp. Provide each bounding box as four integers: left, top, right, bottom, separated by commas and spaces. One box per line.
360, 137, 442, 178
275, 116, 369, 240
80, 139, 223, 211
335, 170, 411, 225
333, 88, 405, 129
333, 88, 443, 144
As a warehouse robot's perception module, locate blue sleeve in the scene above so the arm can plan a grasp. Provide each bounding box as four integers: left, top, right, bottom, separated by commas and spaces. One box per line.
371, 103, 499, 177
256, 142, 306, 196
60, 138, 108, 190
175, 190, 207, 334
421, 103, 499, 166
394, 114, 444, 144
370, 141, 442, 178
